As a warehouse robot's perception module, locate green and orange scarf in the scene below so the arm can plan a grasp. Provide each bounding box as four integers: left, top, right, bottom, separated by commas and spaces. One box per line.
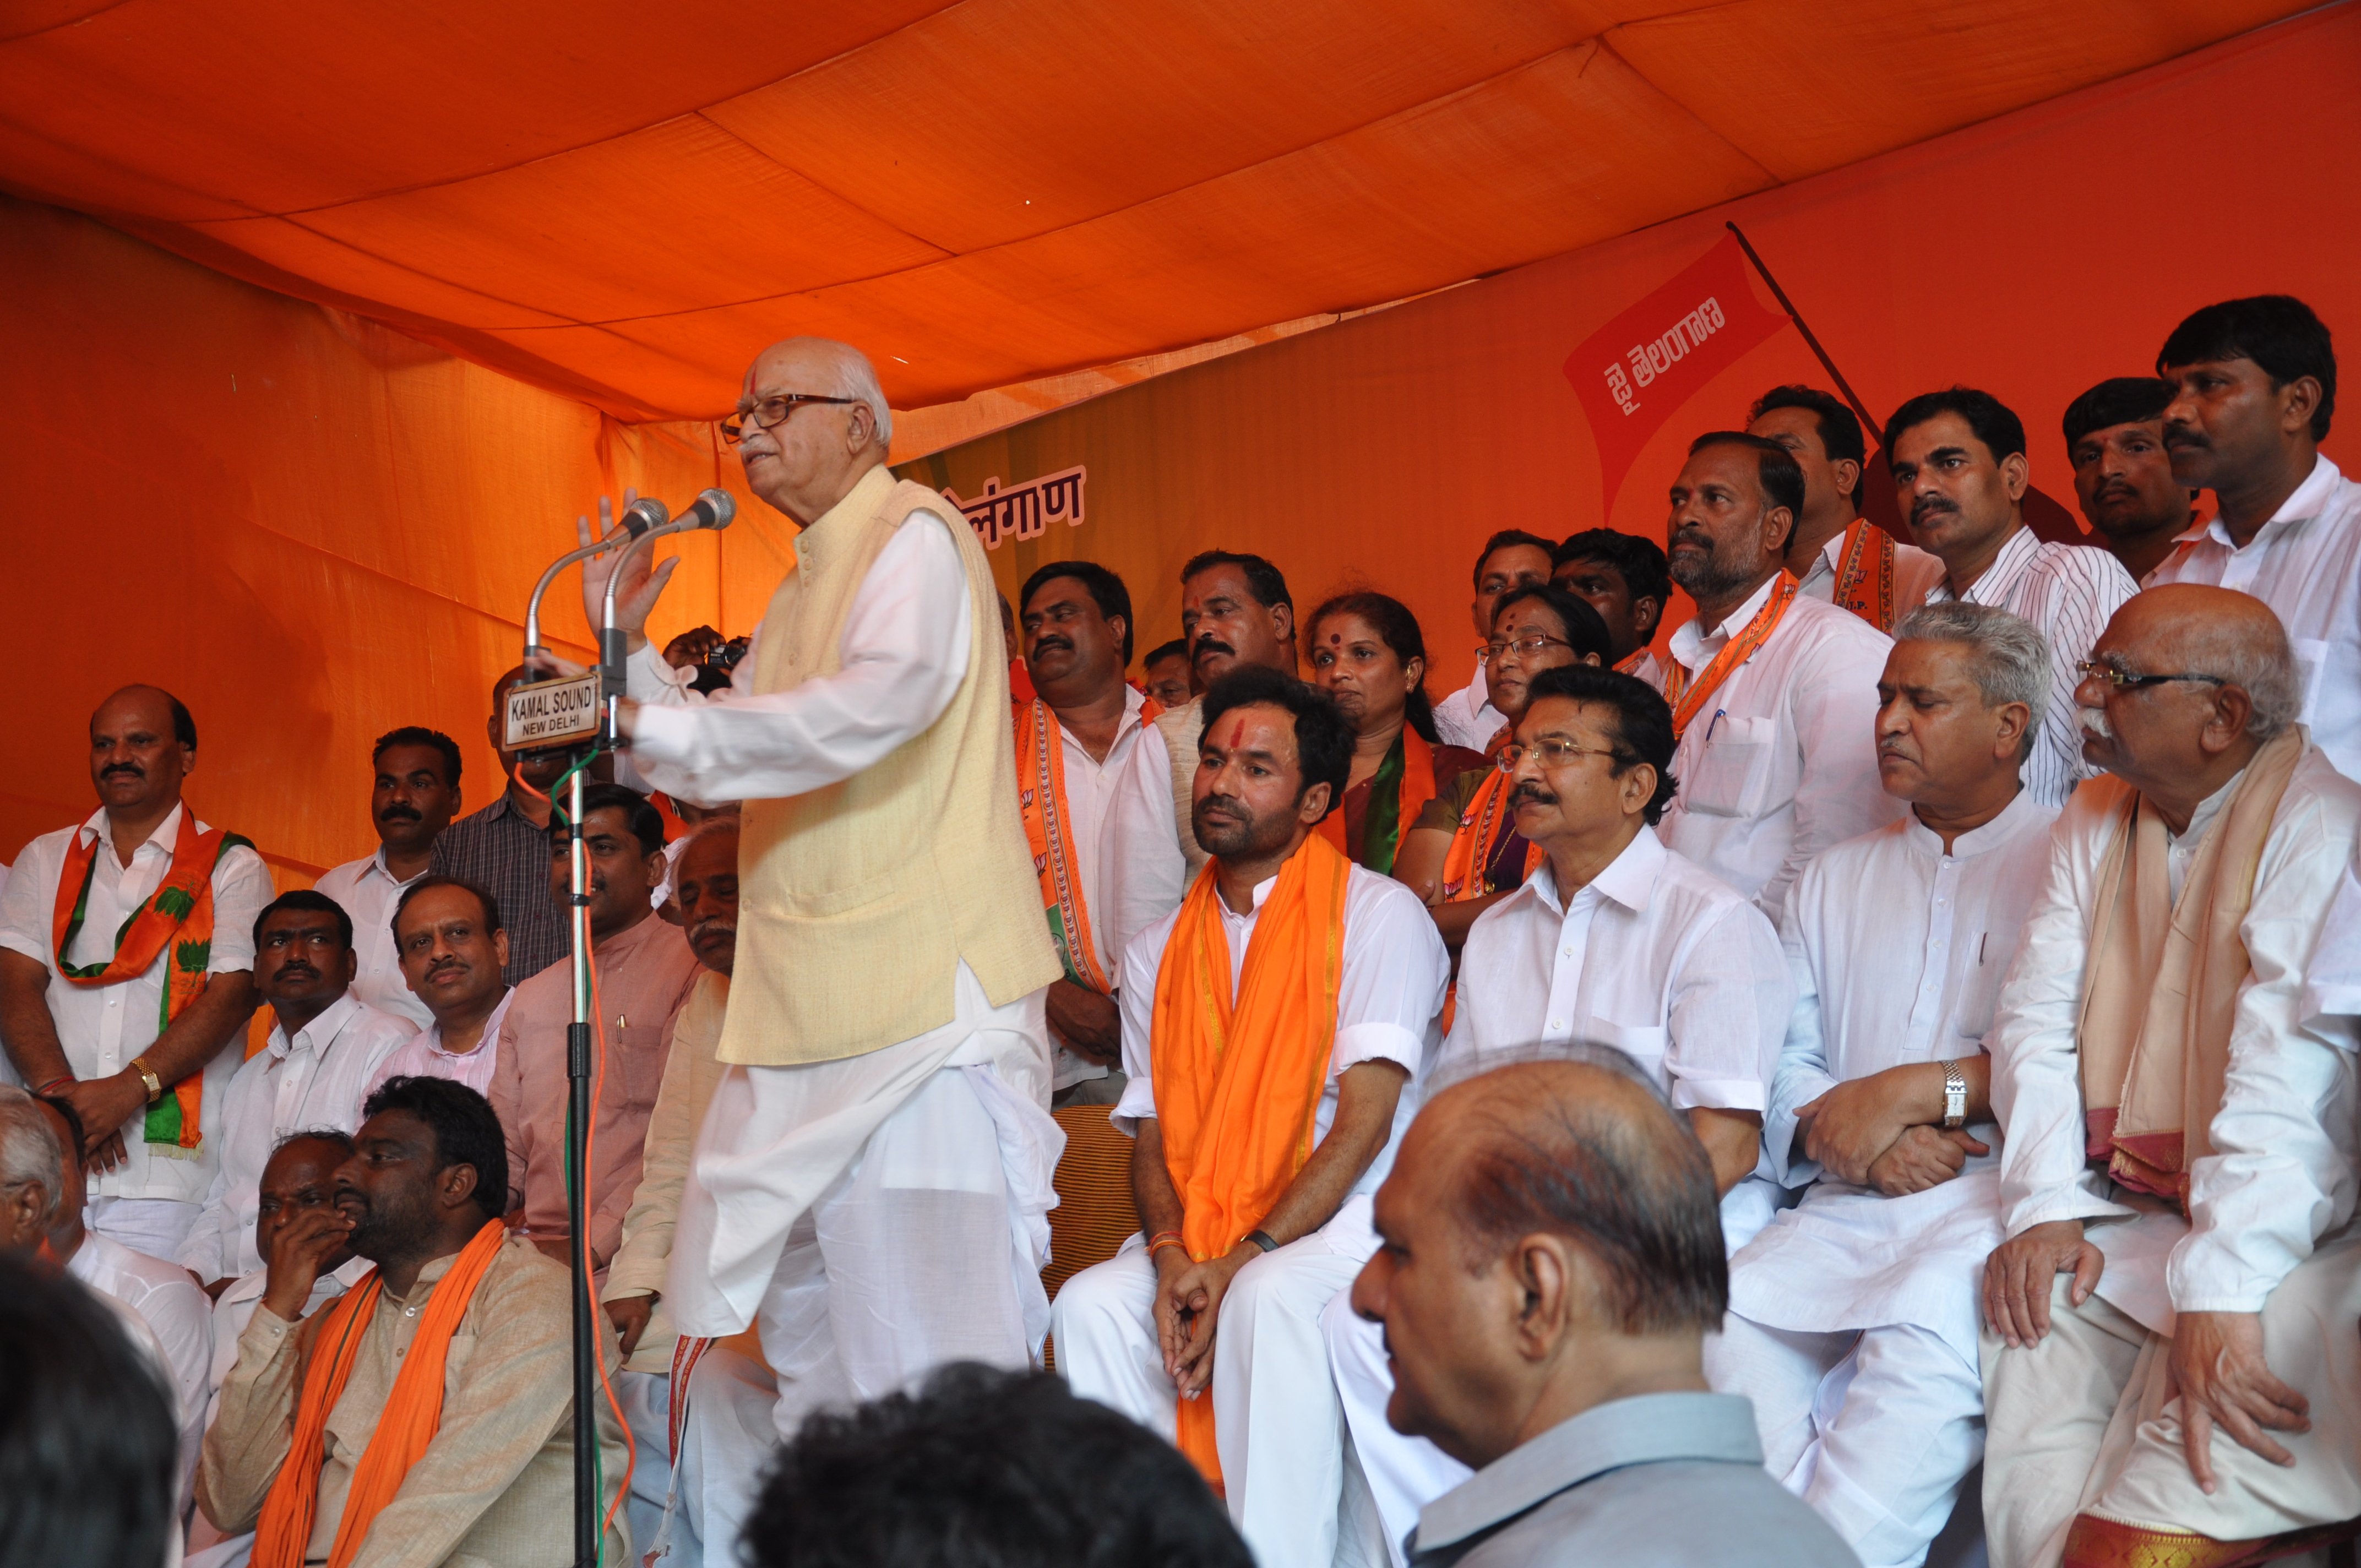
52, 811, 252, 1152
1015, 694, 1161, 993
1314, 727, 1437, 878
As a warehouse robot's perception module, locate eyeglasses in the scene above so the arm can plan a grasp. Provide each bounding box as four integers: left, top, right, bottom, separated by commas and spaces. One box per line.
1497, 739, 1622, 772
2074, 660, 2228, 693
1484, 634, 1574, 661
719, 393, 859, 445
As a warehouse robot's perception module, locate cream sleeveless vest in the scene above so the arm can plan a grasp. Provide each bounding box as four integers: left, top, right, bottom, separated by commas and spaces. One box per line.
720, 465, 1059, 1066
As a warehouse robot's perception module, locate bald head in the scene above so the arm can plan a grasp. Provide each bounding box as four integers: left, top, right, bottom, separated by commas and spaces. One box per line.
1424, 1055, 1727, 1332
731, 339, 896, 526
2076, 585, 2299, 817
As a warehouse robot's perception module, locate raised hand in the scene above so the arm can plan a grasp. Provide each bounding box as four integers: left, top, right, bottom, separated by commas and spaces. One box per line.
260, 1203, 357, 1323
576, 492, 681, 654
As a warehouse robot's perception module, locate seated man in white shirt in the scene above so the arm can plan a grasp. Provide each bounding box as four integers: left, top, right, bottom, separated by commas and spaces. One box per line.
1709, 602, 2060, 1568
179, 892, 411, 1293
184, 1128, 364, 1568
1323, 661, 1791, 1565
1656, 432, 1902, 926
2150, 293, 2361, 780
1433, 531, 1556, 749
1979, 586, 2361, 1566
1052, 666, 1449, 1568
32, 1091, 211, 1470
311, 727, 464, 1030
1888, 386, 2138, 809
365, 875, 513, 1097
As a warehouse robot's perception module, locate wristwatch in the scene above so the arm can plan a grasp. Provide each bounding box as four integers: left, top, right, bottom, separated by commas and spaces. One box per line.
128, 1055, 164, 1106
1939, 1059, 1967, 1130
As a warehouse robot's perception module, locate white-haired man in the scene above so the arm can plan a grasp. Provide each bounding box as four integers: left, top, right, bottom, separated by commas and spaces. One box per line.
1709, 602, 2059, 1568
581, 338, 1065, 1445
1979, 585, 2361, 1565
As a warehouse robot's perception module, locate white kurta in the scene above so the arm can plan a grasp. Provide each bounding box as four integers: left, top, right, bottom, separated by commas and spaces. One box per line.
1658, 577, 1903, 926
2152, 454, 2361, 780
68, 1229, 214, 1464
1924, 528, 2137, 809
1795, 525, 1947, 614
1987, 745, 2361, 1337
176, 994, 412, 1283
1096, 716, 1193, 983
311, 850, 433, 1029
1041, 685, 1155, 1090
1332, 827, 1789, 1568
1732, 792, 2058, 1362
364, 987, 514, 1099
1057, 857, 1446, 1568
622, 502, 1062, 1392
1431, 673, 1505, 752
0, 804, 274, 1214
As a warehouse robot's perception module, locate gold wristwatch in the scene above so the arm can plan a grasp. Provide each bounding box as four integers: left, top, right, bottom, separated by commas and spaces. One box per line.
128, 1055, 164, 1106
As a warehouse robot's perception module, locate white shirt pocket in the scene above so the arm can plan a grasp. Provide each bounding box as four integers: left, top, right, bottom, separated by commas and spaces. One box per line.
1680, 714, 1778, 818
2292, 636, 2332, 727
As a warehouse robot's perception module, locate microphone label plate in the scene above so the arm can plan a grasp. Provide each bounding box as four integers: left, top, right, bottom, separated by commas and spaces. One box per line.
505, 673, 602, 750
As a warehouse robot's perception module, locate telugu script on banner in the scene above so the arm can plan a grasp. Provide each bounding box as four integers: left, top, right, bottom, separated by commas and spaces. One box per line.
1562, 235, 1791, 520
945, 465, 1089, 551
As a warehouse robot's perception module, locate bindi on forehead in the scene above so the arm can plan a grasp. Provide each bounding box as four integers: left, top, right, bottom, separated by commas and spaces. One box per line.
1213, 713, 1254, 750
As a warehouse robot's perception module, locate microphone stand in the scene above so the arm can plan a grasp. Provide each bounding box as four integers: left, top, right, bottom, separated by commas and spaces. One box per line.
521, 502, 728, 1568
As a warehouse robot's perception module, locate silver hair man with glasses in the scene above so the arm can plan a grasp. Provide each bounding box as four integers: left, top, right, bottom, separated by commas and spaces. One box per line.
576, 337, 1065, 1451
1707, 602, 2058, 1568
1977, 584, 2361, 1565
1323, 662, 1790, 1567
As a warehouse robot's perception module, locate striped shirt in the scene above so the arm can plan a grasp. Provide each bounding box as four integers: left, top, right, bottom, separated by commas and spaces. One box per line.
427, 793, 565, 985
1927, 527, 2136, 808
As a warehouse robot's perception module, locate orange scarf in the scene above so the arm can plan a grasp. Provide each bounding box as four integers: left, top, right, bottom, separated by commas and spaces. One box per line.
52, 811, 252, 1151
1314, 727, 1435, 877
1150, 834, 1351, 1484
1664, 572, 1800, 741
1016, 694, 1161, 992
1830, 519, 1897, 631
253, 1219, 509, 1568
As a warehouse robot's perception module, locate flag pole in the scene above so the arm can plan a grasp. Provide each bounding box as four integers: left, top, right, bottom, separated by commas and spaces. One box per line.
1724, 221, 1885, 444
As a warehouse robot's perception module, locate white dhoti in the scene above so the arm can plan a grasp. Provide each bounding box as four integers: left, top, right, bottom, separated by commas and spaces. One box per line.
1981, 1229, 2361, 1568
1053, 1201, 1375, 1568
666, 963, 1062, 1435
622, 1347, 780, 1567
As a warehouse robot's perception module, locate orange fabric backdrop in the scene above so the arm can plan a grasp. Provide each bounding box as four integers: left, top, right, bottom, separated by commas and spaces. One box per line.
0, 0, 2314, 419
0, 195, 785, 880
904, 7, 2361, 698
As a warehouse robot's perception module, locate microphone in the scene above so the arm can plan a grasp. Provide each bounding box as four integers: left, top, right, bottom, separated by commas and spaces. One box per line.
678, 488, 736, 530
619, 497, 670, 536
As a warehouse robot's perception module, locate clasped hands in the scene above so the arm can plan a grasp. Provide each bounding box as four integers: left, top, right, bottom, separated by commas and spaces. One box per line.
1795, 1065, 1987, 1196
1152, 1242, 1259, 1399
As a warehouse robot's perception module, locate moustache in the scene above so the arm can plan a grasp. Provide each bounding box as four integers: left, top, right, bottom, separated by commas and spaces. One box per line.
1910, 496, 1957, 524
1192, 638, 1234, 664
101, 763, 144, 780
1876, 739, 1915, 758
1031, 635, 1073, 657
2163, 424, 2207, 450
1194, 792, 1248, 825
2077, 704, 2114, 740
1508, 783, 1555, 808
689, 918, 737, 948
378, 804, 422, 822
273, 962, 320, 981
425, 956, 468, 981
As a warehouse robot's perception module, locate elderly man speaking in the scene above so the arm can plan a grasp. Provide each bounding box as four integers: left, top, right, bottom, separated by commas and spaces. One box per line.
587, 338, 1063, 1439
1979, 585, 2361, 1566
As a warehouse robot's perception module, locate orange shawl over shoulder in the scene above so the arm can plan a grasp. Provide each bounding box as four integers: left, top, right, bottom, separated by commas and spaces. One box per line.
253, 1218, 509, 1568
1150, 832, 1351, 1484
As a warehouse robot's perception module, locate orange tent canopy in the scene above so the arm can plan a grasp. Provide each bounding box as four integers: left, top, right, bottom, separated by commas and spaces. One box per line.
0, 0, 2309, 421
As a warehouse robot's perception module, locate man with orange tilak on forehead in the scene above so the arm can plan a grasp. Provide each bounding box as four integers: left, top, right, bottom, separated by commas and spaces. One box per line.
1053, 666, 1449, 1568
579, 336, 1066, 1450
1017, 559, 1162, 1109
